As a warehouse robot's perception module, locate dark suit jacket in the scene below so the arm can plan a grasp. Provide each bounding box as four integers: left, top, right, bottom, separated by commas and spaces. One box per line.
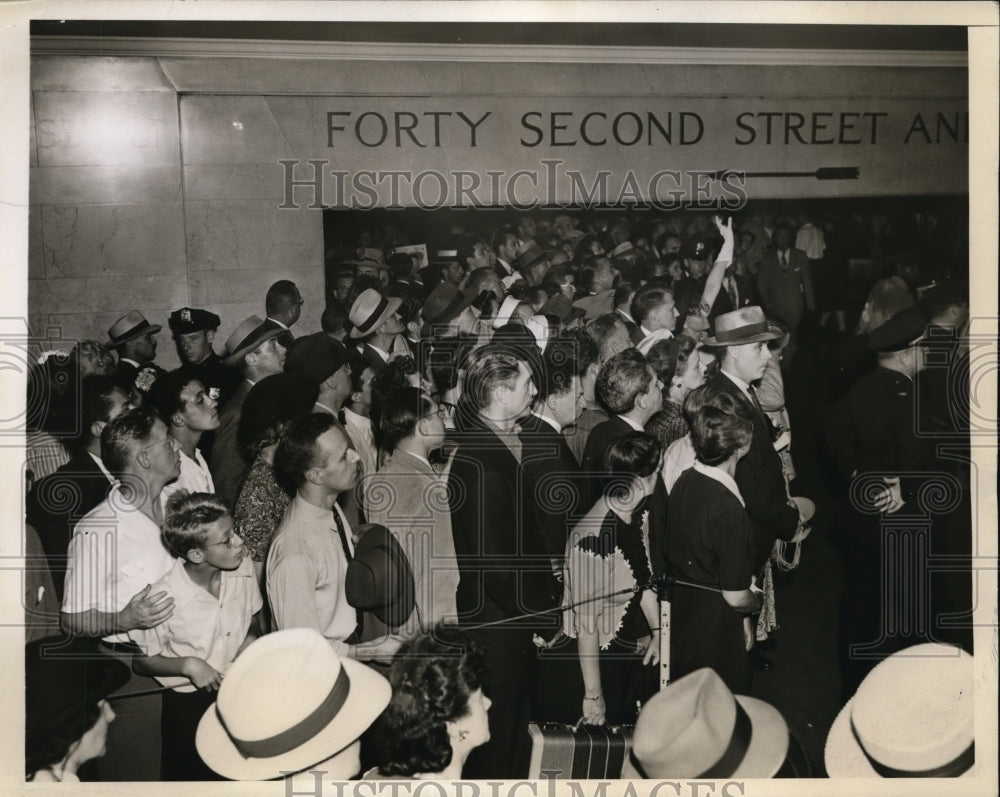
757, 247, 814, 327
25, 449, 113, 601
519, 414, 582, 564
580, 415, 636, 508
114, 359, 166, 398
826, 367, 934, 546
710, 274, 756, 320
447, 414, 558, 629
708, 372, 799, 571
358, 343, 389, 375
209, 378, 252, 510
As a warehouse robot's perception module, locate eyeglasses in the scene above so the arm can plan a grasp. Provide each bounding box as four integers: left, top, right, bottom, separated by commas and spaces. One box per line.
422, 406, 450, 420
139, 436, 178, 454
205, 533, 242, 549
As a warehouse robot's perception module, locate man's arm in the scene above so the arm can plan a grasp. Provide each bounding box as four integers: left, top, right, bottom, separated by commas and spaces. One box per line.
60, 584, 174, 637
132, 654, 223, 690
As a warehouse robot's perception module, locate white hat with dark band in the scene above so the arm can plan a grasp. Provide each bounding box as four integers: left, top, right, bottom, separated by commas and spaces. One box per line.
196, 628, 390, 780
825, 643, 974, 778
348, 289, 403, 340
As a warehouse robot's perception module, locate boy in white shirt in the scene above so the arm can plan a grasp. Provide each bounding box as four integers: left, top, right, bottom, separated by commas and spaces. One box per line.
130, 490, 262, 780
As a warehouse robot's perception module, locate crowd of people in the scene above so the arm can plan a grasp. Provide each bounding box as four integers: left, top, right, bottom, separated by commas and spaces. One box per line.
24, 203, 975, 781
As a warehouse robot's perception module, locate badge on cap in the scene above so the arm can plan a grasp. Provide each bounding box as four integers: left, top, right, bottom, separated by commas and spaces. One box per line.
181, 308, 192, 323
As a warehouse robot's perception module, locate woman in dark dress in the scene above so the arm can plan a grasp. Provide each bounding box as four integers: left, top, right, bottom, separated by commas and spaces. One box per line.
564, 433, 663, 725
664, 384, 762, 695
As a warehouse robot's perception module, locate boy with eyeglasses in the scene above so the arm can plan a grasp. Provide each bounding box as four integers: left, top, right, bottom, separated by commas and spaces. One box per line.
130, 490, 263, 780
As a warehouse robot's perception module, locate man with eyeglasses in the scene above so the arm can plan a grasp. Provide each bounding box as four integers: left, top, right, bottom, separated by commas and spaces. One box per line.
60, 405, 182, 780
129, 490, 262, 780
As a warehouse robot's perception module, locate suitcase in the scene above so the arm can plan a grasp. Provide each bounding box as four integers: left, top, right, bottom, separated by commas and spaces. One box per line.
527, 721, 634, 779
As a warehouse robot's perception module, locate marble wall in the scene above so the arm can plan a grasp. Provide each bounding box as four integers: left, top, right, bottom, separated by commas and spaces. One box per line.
28, 52, 966, 366
28, 56, 324, 369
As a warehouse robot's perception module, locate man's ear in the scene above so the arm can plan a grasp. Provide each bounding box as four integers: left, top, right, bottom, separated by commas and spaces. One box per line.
206, 330, 216, 345
171, 410, 187, 429
90, 420, 107, 441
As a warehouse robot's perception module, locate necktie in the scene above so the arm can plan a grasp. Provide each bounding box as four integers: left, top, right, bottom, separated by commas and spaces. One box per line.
780, 251, 788, 269
747, 384, 765, 417
332, 508, 365, 641
726, 277, 738, 307
332, 507, 352, 561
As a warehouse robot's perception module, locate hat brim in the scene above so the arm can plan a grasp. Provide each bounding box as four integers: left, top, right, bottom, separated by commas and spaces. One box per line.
701, 329, 782, 347
420, 290, 477, 338
349, 296, 404, 339
791, 496, 816, 523
195, 656, 391, 781
222, 326, 283, 367
348, 526, 417, 629
824, 679, 975, 779
731, 695, 789, 779
621, 695, 788, 779
110, 323, 162, 348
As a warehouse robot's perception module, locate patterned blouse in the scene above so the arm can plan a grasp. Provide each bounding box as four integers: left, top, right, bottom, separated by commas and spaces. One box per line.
233, 456, 292, 563
645, 400, 688, 451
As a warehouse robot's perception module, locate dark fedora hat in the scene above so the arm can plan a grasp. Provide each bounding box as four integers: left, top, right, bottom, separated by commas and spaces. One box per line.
237, 372, 320, 453
284, 331, 349, 386
702, 306, 782, 347
345, 524, 416, 629
420, 283, 477, 337
513, 241, 548, 273
538, 293, 585, 325
222, 315, 284, 367
107, 310, 162, 349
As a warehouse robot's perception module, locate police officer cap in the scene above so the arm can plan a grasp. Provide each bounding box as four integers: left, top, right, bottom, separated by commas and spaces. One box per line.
868, 305, 927, 352
169, 307, 221, 335
681, 231, 722, 261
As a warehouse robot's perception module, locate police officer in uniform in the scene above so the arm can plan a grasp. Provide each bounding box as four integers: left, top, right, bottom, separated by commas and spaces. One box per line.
170, 307, 240, 460
826, 305, 938, 700
169, 307, 240, 410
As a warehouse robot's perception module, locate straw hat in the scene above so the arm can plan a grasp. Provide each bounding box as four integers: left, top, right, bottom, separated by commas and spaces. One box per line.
701, 306, 783, 347
107, 310, 161, 348
348, 289, 403, 340
825, 643, 974, 778
222, 315, 283, 367
196, 628, 391, 780
622, 668, 789, 779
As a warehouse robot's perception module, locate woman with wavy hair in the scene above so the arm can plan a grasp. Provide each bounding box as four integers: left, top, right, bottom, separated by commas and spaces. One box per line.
564, 432, 663, 726
363, 627, 490, 779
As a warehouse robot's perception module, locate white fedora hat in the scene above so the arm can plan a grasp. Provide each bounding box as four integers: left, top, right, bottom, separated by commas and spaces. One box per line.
348, 289, 403, 340
622, 668, 789, 779
196, 628, 391, 780
825, 643, 974, 778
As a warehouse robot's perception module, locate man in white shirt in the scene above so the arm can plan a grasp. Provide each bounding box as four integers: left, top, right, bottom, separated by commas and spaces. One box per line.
268, 412, 400, 660
61, 405, 180, 780
631, 285, 677, 350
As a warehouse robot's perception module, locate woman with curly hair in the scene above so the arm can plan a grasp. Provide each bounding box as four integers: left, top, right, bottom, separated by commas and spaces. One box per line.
363, 627, 491, 779
233, 373, 319, 582
564, 432, 663, 726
